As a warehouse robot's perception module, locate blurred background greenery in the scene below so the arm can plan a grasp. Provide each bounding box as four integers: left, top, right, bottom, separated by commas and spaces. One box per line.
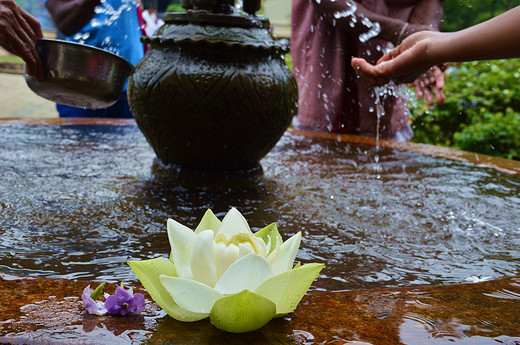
442, 0, 519, 32
411, 0, 520, 160
410, 60, 520, 160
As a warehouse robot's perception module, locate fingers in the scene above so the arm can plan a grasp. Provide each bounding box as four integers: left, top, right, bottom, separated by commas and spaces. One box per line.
420, 73, 436, 106
410, 80, 424, 101
0, 0, 44, 81
16, 6, 41, 41
423, 87, 435, 106
351, 57, 391, 86
411, 77, 435, 105
431, 85, 445, 104
11, 23, 40, 79
21, 8, 43, 39
409, 66, 447, 106
376, 42, 412, 65
431, 66, 445, 104
377, 49, 397, 64
432, 65, 445, 90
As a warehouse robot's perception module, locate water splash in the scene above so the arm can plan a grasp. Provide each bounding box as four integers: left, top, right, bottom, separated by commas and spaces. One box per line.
332, 1, 381, 42
71, 0, 136, 56
333, 1, 357, 21
72, 32, 91, 43
359, 17, 381, 42
92, 0, 135, 27
373, 81, 415, 147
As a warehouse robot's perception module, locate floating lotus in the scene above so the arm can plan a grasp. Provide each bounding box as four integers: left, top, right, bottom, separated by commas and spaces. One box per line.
128, 208, 324, 333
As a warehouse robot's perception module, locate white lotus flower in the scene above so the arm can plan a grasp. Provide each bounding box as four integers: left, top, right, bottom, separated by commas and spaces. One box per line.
128, 208, 323, 333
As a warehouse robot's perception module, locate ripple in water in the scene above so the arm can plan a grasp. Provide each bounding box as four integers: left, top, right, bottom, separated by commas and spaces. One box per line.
0, 124, 519, 291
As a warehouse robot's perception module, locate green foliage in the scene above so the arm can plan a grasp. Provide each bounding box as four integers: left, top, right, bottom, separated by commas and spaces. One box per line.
409, 59, 520, 160
442, 0, 520, 32
285, 53, 293, 72
165, 3, 185, 12
0, 55, 24, 64
454, 108, 520, 159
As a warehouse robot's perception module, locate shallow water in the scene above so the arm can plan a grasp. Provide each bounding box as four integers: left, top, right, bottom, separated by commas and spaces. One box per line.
0, 124, 519, 291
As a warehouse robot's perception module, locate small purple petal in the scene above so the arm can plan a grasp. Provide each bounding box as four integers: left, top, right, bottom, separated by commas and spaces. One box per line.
105, 294, 122, 315
83, 285, 94, 296
128, 293, 145, 313
105, 286, 144, 316
115, 286, 133, 301
81, 285, 107, 315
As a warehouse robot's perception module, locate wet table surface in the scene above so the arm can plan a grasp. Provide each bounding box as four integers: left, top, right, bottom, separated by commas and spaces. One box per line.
0, 118, 519, 344
1, 273, 520, 344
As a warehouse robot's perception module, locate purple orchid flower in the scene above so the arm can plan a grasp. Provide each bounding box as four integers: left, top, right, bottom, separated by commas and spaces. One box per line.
105, 286, 145, 316
81, 285, 107, 315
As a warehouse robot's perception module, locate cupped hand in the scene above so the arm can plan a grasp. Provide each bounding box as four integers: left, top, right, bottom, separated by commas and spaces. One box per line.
351, 30, 442, 86
0, 0, 44, 81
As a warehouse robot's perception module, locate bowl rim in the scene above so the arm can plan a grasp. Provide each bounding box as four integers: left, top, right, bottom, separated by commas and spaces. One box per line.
36, 38, 135, 73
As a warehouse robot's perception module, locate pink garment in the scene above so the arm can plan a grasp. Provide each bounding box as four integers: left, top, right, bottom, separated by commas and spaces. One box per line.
291, 0, 419, 139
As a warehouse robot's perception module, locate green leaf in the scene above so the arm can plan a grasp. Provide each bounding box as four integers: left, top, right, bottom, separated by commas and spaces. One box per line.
160, 276, 223, 314
254, 263, 324, 316
209, 290, 276, 333
90, 282, 105, 300
254, 222, 282, 253
127, 258, 207, 322
195, 209, 221, 234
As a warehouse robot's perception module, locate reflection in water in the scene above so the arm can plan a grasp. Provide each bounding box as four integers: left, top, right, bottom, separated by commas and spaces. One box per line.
0, 124, 519, 291
1, 275, 519, 344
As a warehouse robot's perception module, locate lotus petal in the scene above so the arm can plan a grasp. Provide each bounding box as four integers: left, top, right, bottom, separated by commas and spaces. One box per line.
167, 218, 196, 279
217, 207, 252, 240
254, 222, 282, 254
127, 258, 207, 321
271, 231, 302, 275
238, 242, 255, 258
209, 290, 276, 333
189, 229, 218, 287
214, 253, 273, 295
254, 263, 324, 316
195, 209, 221, 234
213, 241, 239, 278
160, 275, 223, 314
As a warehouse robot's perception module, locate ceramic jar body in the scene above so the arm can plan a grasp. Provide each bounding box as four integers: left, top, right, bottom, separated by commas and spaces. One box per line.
128, 13, 297, 170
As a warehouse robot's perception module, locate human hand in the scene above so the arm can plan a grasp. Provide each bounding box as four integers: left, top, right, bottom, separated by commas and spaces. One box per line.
396, 22, 433, 45
409, 64, 447, 106
0, 0, 44, 81
351, 30, 443, 86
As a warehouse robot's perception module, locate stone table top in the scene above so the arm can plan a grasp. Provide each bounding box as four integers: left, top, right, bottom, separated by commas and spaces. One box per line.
1, 273, 519, 344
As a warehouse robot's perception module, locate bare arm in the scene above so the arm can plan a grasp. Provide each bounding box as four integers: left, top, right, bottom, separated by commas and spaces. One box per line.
45, 0, 100, 36
432, 6, 520, 62
351, 6, 520, 86
0, 0, 44, 81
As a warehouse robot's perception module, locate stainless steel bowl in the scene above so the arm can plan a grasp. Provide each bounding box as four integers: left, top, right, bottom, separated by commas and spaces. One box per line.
25, 38, 135, 109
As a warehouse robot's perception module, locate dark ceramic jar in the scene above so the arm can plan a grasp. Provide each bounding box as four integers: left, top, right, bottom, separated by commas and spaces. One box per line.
128, 11, 297, 171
